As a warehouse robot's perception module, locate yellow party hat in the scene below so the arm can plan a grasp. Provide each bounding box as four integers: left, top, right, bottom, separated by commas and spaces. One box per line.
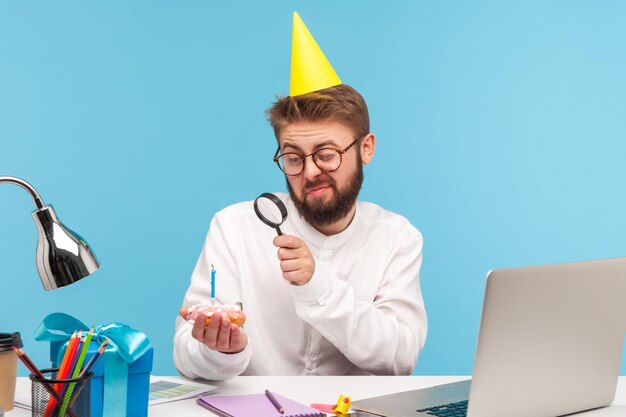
290, 12, 342, 96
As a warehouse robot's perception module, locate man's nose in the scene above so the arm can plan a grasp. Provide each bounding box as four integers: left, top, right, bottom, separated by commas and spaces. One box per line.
303, 156, 322, 181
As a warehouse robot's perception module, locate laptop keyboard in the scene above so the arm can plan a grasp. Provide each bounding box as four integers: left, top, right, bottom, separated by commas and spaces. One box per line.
417, 399, 468, 416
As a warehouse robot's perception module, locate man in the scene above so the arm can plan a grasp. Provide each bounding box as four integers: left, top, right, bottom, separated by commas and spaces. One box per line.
173, 13, 426, 379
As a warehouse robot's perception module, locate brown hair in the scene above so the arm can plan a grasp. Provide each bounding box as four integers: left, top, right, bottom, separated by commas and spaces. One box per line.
266, 84, 370, 141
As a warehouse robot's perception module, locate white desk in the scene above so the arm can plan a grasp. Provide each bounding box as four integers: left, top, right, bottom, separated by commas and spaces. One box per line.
8, 376, 626, 416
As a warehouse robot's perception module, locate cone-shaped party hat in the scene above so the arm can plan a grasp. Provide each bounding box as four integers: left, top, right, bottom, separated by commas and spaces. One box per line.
290, 12, 342, 96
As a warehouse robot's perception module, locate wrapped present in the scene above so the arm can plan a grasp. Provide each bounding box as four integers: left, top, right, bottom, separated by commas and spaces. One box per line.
35, 313, 153, 417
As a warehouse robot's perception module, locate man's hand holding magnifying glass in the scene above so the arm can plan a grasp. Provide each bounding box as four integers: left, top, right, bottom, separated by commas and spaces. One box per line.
254, 192, 316, 286
273, 234, 316, 286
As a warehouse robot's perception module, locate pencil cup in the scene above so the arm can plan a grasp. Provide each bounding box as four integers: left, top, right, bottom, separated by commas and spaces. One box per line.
30, 368, 92, 417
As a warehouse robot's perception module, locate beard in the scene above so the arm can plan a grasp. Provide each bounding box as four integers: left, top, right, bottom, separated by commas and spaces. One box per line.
287, 161, 364, 228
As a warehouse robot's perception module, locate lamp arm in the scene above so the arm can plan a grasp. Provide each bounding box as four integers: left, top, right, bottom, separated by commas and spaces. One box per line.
0, 176, 46, 210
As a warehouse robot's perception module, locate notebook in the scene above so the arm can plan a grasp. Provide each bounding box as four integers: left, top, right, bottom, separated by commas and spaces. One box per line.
196, 392, 326, 417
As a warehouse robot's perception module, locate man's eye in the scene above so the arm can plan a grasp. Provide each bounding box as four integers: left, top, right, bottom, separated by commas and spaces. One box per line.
316, 151, 338, 162
284, 155, 302, 165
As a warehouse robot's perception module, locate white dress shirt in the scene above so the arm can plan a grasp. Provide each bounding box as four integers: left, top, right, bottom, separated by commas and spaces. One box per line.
173, 193, 427, 379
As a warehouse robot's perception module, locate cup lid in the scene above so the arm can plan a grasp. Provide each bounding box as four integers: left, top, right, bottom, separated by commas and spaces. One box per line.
0, 332, 23, 352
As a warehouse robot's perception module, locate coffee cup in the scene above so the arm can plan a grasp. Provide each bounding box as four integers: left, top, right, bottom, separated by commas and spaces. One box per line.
0, 332, 23, 411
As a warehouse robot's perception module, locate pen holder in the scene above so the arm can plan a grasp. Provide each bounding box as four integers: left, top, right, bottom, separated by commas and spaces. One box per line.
30, 368, 92, 417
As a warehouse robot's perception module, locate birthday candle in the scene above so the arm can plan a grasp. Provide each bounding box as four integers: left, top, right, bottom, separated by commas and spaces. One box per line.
210, 264, 216, 300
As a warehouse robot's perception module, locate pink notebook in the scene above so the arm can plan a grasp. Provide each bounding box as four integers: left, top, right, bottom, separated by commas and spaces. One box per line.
196, 392, 326, 417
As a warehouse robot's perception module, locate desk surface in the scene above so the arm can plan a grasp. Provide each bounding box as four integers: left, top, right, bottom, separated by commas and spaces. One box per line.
9, 376, 626, 416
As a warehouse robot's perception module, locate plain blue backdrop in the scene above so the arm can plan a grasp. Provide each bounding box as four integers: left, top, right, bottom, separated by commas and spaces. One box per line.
2, 1, 625, 377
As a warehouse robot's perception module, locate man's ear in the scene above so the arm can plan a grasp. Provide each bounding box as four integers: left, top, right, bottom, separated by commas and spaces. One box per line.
360, 133, 376, 165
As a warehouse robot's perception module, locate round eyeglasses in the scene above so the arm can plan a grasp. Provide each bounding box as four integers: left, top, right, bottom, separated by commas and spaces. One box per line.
273, 139, 358, 176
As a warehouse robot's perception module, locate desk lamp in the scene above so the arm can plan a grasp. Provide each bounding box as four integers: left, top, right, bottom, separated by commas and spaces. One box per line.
0, 176, 99, 290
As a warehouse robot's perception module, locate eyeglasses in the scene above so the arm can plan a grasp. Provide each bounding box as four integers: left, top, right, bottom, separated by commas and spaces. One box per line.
273, 139, 359, 176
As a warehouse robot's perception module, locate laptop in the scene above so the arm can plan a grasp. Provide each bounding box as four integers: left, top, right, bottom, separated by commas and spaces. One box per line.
352, 257, 626, 417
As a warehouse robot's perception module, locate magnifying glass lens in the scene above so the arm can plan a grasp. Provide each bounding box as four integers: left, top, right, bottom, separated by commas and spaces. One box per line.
254, 192, 288, 235
256, 197, 284, 224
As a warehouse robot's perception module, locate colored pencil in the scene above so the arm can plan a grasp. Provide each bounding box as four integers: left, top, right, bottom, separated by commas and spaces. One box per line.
13, 347, 60, 400
79, 338, 108, 377
44, 331, 79, 417
196, 398, 235, 417
12, 347, 78, 417
55, 330, 83, 399
68, 338, 109, 410
265, 389, 285, 414
73, 328, 93, 378
12, 346, 39, 375
58, 332, 78, 375
58, 328, 94, 417
60, 331, 81, 379
64, 340, 83, 380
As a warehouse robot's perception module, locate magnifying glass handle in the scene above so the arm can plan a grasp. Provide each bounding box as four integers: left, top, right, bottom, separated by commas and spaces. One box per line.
275, 226, 283, 236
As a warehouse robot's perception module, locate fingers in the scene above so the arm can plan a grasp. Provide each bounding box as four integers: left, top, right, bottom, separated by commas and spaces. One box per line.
279, 258, 301, 272
277, 246, 305, 261
190, 312, 247, 353
278, 252, 315, 285
203, 313, 223, 350
216, 316, 232, 351
282, 269, 312, 284
273, 234, 315, 285
191, 313, 211, 342
274, 235, 306, 261
273, 234, 302, 249
229, 324, 245, 349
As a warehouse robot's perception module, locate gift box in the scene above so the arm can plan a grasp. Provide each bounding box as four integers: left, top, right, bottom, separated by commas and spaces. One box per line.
35, 313, 153, 417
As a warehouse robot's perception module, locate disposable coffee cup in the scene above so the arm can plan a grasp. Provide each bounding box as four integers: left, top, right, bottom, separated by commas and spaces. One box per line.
0, 332, 23, 412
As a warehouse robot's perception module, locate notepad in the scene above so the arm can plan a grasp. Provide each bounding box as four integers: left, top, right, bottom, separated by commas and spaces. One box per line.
196, 392, 326, 417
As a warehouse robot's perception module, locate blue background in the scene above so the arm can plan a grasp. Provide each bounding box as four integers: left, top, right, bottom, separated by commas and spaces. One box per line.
1, 1, 625, 376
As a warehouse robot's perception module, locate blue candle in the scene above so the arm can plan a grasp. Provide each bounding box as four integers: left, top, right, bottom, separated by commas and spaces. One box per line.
210, 264, 216, 301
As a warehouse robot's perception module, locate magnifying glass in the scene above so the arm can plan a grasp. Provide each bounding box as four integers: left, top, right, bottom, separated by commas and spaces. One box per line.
254, 192, 288, 235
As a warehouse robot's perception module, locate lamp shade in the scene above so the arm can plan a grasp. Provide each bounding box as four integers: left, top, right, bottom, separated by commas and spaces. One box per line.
32, 205, 99, 290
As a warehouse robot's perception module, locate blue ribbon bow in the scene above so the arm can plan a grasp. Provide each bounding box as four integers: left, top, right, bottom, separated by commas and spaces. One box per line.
34, 312, 152, 417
